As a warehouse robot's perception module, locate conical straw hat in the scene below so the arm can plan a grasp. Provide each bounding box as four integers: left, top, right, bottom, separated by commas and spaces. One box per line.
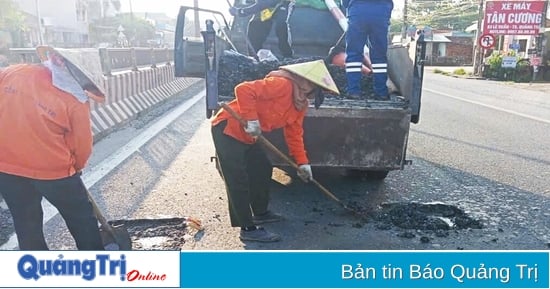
36, 46, 105, 102
280, 60, 339, 94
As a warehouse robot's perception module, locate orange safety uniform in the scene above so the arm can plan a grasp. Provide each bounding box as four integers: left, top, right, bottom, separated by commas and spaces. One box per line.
211, 76, 309, 165
0, 64, 93, 180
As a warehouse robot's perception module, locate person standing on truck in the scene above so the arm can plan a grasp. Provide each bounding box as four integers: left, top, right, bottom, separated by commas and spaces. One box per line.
211, 60, 339, 242
229, 0, 295, 59
342, 0, 393, 100
0, 46, 105, 250
327, 32, 372, 75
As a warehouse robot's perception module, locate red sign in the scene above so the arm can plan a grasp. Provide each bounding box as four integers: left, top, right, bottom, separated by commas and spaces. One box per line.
479, 33, 496, 48
483, 1, 546, 35
530, 56, 541, 66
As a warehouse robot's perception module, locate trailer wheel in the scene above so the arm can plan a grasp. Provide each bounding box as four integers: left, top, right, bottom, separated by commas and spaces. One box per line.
345, 170, 389, 180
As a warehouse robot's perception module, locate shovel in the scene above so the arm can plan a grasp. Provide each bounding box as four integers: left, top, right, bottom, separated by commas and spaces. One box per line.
220, 103, 356, 214
86, 189, 133, 250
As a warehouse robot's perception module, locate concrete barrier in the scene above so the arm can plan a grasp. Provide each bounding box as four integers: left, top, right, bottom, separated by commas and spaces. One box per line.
90, 65, 200, 139
8, 48, 201, 140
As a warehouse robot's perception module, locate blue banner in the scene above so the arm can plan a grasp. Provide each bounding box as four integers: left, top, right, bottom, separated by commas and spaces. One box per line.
180, 251, 549, 288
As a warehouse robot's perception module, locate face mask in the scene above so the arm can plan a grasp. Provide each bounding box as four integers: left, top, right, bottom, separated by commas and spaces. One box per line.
43, 59, 89, 103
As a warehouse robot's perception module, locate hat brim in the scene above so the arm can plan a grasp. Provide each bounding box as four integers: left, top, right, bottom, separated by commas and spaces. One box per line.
36, 46, 105, 102
280, 60, 340, 95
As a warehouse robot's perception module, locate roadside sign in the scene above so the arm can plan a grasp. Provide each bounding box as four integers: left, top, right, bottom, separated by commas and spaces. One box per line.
479, 34, 496, 49
501, 56, 517, 68
530, 56, 541, 66
483, 1, 546, 35
509, 42, 520, 50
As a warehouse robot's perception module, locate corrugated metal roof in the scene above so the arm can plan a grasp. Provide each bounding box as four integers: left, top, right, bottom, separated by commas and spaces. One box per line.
465, 23, 477, 32
425, 34, 452, 43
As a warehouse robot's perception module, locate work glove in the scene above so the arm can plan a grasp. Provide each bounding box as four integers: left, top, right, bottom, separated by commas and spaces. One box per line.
244, 120, 261, 137
297, 164, 313, 182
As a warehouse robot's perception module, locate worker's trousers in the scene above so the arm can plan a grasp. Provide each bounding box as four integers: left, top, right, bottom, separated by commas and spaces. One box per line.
345, 0, 393, 97
247, 2, 294, 59
211, 121, 273, 228
0, 172, 104, 250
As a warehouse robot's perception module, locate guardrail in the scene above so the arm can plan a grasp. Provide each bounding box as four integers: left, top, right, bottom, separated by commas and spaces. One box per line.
98, 47, 173, 75
8, 47, 174, 76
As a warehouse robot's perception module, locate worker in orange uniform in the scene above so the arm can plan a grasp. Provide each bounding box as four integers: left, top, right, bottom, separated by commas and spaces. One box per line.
211, 60, 339, 242
0, 46, 105, 250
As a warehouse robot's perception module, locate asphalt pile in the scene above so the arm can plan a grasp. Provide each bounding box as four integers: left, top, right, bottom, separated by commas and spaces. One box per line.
372, 202, 483, 231
218, 50, 374, 99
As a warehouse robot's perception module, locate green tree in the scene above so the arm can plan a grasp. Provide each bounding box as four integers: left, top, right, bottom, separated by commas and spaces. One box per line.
390, 18, 403, 34
0, 0, 26, 47
89, 13, 155, 47
408, 0, 478, 31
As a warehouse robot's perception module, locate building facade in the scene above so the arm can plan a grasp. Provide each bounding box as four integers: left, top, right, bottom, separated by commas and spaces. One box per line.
12, 0, 122, 48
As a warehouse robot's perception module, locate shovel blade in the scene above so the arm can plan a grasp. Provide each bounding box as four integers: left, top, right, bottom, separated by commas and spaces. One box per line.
99, 224, 132, 250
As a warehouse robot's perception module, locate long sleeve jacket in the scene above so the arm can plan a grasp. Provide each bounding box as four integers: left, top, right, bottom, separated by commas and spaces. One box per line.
0, 64, 93, 180
211, 75, 309, 165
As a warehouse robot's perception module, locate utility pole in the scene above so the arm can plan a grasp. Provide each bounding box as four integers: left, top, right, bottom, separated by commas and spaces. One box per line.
99, 0, 104, 18
129, 0, 133, 18
402, 0, 408, 41
35, 0, 44, 45
533, 0, 548, 81
194, 0, 200, 38
473, 0, 484, 76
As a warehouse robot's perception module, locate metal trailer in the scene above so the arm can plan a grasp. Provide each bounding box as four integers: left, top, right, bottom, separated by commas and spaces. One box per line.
174, 4, 427, 180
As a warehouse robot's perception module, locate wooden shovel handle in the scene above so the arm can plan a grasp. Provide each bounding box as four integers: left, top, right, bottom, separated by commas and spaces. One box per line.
86, 189, 116, 235
219, 102, 347, 207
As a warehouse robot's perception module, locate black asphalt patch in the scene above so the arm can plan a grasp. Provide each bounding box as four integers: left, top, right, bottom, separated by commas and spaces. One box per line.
373, 202, 483, 231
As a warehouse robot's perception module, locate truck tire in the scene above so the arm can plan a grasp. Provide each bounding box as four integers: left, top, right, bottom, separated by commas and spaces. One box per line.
345, 169, 389, 180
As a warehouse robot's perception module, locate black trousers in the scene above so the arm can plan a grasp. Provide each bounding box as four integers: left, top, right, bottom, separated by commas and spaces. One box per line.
211, 121, 273, 227
247, 3, 294, 58
0, 172, 104, 250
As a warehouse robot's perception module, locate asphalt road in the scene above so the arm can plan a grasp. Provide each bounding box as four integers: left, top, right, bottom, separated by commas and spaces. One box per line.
1, 72, 549, 250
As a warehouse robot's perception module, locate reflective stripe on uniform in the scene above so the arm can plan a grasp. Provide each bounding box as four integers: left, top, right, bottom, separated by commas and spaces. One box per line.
345, 62, 362, 73
372, 63, 387, 74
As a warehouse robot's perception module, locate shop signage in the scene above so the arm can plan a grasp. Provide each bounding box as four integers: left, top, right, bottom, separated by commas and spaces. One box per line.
483, 1, 546, 35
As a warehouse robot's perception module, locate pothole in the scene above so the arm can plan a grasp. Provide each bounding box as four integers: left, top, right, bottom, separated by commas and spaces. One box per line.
0, 204, 13, 245
110, 218, 192, 250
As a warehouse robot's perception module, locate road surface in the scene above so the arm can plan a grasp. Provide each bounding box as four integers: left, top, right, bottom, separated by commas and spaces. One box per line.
1, 72, 549, 250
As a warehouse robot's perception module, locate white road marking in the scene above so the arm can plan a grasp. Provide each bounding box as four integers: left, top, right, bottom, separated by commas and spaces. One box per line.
0, 90, 204, 250
424, 87, 550, 125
